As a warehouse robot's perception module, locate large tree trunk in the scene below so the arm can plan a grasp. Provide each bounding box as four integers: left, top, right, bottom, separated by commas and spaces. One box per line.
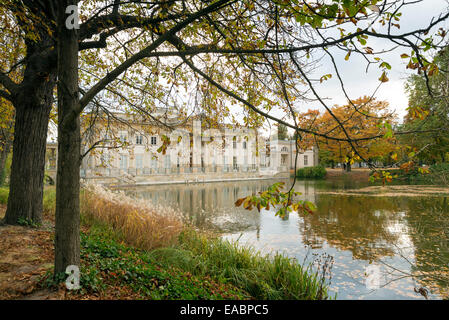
54, 1, 80, 275
4, 81, 55, 225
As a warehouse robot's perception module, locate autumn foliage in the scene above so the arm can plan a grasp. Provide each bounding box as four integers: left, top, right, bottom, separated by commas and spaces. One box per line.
296, 96, 397, 169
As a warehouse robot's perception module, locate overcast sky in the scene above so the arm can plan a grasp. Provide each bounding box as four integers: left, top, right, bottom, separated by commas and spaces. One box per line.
302, 0, 449, 123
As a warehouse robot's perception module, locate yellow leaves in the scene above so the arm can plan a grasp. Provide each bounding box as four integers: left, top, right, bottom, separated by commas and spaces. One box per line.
391, 153, 398, 161
345, 51, 351, 61
418, 167, 430, 175
156, 135, 171, 155
407, 105, 429, 120
320, 74, 332, 83
379, 71, 389, 83
370, 170, 394, 186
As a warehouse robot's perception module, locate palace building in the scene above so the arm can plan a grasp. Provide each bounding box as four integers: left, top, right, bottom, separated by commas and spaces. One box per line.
45, 111, 318, 185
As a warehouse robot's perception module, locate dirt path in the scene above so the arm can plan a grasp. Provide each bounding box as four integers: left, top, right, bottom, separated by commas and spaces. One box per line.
0, 205, 63, 299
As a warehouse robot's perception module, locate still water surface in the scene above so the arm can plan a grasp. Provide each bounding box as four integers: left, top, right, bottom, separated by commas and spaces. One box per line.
124, 178, 449, 300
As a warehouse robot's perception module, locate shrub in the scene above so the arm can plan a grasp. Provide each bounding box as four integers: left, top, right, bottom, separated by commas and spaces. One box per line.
0, 187, 8, 204
371, 163, 449, 185
296, 165, 327, 179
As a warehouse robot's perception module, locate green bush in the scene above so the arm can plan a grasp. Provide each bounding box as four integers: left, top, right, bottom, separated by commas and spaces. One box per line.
0, 187, 8, 204
296, 166, 327, 179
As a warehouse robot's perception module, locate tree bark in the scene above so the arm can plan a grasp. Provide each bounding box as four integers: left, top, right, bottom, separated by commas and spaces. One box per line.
4, 80, 55, 225
345, 162, 351, 172
3, 12, 57, 225
54, 0, 80, 275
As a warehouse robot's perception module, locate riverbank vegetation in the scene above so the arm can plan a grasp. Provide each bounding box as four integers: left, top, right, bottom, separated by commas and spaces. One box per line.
368, 163, 449, 185
0, 185, 332, 300
296, 166, 327, 179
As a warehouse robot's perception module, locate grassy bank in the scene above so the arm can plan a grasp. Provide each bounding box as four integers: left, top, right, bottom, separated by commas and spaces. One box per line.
1, 184, 331, 300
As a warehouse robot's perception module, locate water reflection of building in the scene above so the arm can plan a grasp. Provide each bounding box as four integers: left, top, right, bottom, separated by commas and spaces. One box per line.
127, 179, 274, 232
45, 113, 318, 184
125, 179, 317, 233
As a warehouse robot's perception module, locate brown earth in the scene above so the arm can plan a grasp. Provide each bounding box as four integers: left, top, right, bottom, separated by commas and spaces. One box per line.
0, 205, 64, 300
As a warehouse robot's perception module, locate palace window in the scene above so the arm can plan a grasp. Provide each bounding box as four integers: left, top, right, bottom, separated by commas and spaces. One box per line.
164, 155, 171, 169
135, 154, 143, 169
233, 136, 237, 149
281, 154, 287, 165
151, 157, 157, 169
150, 136, 157, 145
119, 155, 128, 169
136, 135, 143, 145
243, 141, 247, 149
304, 155, 308, 166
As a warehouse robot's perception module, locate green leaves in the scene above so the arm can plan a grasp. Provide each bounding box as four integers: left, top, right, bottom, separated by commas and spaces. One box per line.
381, 121, 393, 138
320, 74, 333, 83
234, 182, 317, 217
156, 134, 171, 155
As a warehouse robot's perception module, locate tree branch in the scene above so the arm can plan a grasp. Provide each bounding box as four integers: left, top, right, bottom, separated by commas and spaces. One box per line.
72, 0, 235, 126
0, 72, 18, 96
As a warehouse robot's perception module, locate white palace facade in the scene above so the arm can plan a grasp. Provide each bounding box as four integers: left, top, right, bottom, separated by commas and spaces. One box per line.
45, 113, 318, 185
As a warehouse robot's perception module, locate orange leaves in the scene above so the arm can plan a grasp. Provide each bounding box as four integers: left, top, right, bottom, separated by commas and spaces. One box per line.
311, 96, 396, 165
399, 161, 415, 173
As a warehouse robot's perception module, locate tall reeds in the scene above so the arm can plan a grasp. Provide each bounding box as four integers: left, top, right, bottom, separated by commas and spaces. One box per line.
81, 183, 184, 250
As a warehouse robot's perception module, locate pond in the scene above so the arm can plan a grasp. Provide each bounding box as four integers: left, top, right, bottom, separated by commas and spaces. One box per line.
123, 177, 449, 300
